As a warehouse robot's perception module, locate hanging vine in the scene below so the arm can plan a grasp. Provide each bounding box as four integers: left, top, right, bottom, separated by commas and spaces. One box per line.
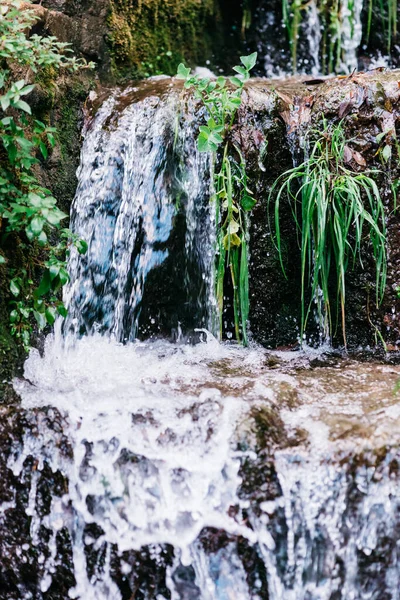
177, 53, 258, 345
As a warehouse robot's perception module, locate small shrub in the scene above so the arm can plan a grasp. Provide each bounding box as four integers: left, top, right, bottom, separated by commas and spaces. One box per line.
0, 0, 93, 349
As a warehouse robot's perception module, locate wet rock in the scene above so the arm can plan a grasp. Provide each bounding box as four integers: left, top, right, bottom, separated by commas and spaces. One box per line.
78, 72, 400, 349
30, 0, 110, 63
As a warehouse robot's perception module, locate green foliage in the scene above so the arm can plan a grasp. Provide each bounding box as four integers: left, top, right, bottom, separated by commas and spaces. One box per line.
0, 0, 93, 350
141, 48, 174, 77
177, 53, 258, 345
270, 120, 387, 347
367, 0, 397, 52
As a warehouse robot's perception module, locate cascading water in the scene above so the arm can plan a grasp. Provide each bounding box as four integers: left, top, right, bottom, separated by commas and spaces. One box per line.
65, 79, 214, 342
340, 0, 364, 73
254, 0, 395, 76
4, 79, 400, 600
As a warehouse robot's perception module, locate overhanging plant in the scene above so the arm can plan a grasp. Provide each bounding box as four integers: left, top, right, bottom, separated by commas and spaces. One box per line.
177, 53, 258, 345
0, 0, 93, 349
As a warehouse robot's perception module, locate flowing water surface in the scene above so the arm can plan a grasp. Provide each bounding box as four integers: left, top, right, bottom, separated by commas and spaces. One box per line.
12, 333, 400, 599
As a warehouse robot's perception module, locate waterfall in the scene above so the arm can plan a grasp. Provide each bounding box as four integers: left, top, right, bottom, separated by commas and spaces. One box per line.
306, 0, 322, 76
340, 0, 364, 73
64, 80, 214, 342
4, 78, 400, 600
255, 0, 388, 76
11, 329, 400, 599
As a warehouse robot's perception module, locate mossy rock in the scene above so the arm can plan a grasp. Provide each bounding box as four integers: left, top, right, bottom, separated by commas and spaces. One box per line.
107, 0, 222, 78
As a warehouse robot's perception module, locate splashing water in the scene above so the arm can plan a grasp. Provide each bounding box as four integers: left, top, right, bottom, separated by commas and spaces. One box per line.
340, 0, 364, 73
14, 334, 259, 599
11, 330, 400, 599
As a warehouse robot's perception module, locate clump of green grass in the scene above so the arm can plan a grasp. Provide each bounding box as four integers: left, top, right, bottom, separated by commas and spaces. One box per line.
270, 120, 387, 347
367, 0, 397, 52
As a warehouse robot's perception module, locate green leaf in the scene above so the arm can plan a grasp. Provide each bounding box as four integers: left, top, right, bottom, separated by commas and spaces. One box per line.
0, 255, 6, 265
34, 120, 46, 132
376, 131, 388, 143
198, 131, 211, 153
41, 207, 67, 226
19, 84, 35, 96
382, 144, 392, 163
49, 265, 60, 281
58, 268, 69, 286
35, 271, 51, 297
76, 239, 88, 254
45, 306, 57, 326
20, 306, 30, 319
216, 77, 226, 88
176, 63, 191, 79
241, 195, 257, 211
38, 230, 48, 245
230, 76, 243, 88
34, 310, 47, 329
199, 126, 210, 135
30, 216, 45, 236
0, 95, 10, 111
21, 330, 30, 349
34, 298, 44, 311
57, 304, 68, 318
39, 141, 48, 159
10, 309, 19, 324
10, 279, 20, 297
240, 52, 257, 71
13, 100, 31, 114
47, 132, 56, 146
233, 65, 248, 77
209, 131, 223, 146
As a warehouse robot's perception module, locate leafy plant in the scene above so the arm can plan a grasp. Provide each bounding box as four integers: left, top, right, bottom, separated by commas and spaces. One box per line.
177, 53, 258, 345
270, 120, 387, 347
0, 0, 93, 349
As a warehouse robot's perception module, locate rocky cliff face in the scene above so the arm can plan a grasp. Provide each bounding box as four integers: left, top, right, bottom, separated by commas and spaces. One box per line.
29, 0, 110, 64
30, 0, 234, 79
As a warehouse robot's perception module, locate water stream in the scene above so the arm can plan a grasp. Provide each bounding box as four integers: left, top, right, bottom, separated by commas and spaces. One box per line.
4, 79, 400, 599
255, 0, 392, 76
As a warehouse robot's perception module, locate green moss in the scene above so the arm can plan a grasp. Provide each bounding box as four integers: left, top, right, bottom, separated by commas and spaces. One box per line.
107, 0, 220, 78
0, 325, 19, 383
51, 78, 93, 214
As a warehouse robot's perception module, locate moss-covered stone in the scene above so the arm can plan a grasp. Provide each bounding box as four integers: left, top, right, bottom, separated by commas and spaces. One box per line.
107, 0, 221, 78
